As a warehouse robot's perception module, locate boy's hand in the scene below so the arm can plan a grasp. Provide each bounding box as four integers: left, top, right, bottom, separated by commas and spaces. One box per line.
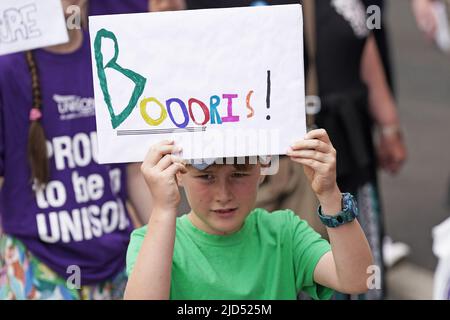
141, 140, 187, 211
287, 129, 340, 200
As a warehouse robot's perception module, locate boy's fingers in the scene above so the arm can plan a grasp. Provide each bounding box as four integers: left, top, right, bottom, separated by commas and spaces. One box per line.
154, 154, 174, 171
289, 139, 331, 153
164, 162, 187, 177
152, 149, 186, 171
287, 150, 331, 164
304, 129, 332, 144
292, 157, 332, 175
144, 141, 182, 167
143, 140, 173, 162
291, 158, 322, 171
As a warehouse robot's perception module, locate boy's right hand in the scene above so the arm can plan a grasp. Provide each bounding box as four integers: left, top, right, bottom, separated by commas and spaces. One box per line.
141, 140, 187, 211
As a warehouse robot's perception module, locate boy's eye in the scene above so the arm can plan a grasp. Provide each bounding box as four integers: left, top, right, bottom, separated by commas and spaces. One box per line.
232, 172, 249, 178
197, 174, 214, 181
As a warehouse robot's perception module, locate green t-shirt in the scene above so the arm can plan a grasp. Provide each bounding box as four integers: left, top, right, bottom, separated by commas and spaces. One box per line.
126, 208, 333, 300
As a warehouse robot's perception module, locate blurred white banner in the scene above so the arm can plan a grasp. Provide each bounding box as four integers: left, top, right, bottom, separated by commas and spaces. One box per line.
0, 0, 68, 56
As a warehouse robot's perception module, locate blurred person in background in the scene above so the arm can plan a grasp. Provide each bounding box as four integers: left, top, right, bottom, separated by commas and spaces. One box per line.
0, 0, 152, 299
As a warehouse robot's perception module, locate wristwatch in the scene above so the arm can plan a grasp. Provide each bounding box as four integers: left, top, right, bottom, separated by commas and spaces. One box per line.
317, 193, 359, 228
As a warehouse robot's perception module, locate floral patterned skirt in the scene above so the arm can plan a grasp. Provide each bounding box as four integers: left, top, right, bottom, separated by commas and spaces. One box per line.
0, 235, 127, 300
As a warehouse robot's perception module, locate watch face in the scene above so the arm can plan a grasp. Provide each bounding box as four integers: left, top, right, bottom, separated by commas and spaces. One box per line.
343, 193, 359, 217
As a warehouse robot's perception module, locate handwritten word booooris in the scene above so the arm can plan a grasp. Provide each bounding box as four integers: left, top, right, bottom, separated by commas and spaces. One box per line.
35, 131, 130, 244
94, 29, 271, 131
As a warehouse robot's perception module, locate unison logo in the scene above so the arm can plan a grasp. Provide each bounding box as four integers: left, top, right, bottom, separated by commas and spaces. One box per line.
53, 94, 95, 121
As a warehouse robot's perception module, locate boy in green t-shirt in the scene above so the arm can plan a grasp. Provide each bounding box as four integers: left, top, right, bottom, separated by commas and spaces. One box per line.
124, 129, 373, 300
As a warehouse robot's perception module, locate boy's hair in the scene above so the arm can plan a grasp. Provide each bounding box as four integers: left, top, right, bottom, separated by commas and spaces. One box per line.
26, 51, 49, 186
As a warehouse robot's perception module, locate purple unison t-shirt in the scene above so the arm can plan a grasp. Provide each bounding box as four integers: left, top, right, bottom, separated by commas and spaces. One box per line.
0, 32, 133, 285
88, 0, 148, 15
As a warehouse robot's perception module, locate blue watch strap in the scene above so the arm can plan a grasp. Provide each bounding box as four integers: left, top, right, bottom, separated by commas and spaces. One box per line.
317, 193, 358, 228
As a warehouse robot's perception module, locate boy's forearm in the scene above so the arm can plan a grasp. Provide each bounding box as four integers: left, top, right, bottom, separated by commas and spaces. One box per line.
326, 220, 374, 293
124, 208, 177, 300
318, 189, 374, 294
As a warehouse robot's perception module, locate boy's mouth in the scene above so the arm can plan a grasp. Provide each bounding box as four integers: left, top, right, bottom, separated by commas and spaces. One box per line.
211, 208, 238, 216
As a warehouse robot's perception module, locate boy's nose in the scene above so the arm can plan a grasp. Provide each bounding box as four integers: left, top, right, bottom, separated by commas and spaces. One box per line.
214, 181, 234, 204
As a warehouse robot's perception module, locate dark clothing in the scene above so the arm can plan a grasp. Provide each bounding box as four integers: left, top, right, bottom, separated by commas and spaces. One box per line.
362, 0, 395, 93
314, 0, 376, 194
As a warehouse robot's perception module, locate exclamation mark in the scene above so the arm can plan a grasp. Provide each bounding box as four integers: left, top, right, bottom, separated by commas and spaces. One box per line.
266, 70, 271, 120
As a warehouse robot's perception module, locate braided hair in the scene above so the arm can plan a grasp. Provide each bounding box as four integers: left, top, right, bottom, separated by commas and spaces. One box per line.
25, 51, 49, 186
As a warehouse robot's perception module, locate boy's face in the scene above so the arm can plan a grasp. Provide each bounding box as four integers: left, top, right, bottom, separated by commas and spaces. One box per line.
177, 164, 264, 235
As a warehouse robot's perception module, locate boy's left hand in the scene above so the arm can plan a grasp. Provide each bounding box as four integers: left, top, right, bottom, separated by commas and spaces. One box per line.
287, 129, 339, 198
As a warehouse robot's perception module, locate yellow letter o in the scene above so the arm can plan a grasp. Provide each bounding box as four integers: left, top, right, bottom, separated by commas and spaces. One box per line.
140, 97, 167, 126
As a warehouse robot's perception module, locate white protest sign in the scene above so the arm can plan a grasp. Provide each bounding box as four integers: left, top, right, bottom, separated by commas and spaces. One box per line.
0, 0, 68, 56
89, 4, 306, 164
